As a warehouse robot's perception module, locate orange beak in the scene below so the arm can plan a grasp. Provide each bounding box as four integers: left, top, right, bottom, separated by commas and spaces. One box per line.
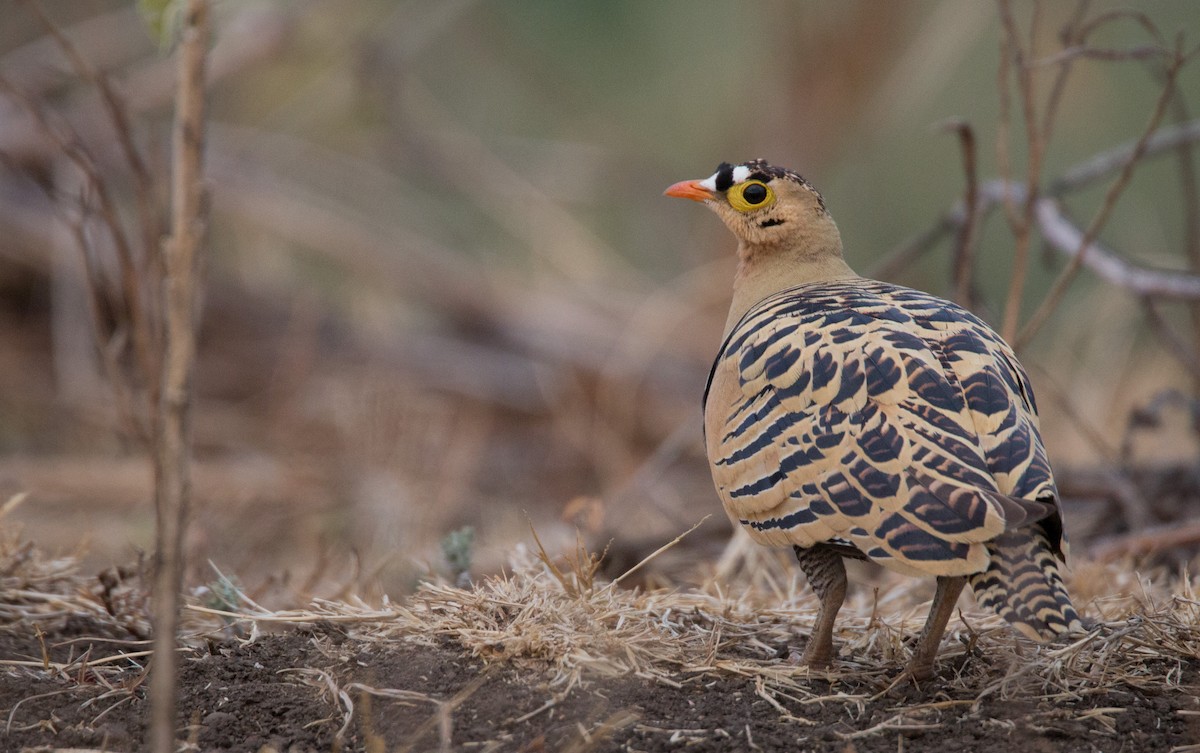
664, 179, 714, 202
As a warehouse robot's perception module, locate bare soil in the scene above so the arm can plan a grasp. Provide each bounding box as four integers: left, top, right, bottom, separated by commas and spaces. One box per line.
2, 618, 1197, 752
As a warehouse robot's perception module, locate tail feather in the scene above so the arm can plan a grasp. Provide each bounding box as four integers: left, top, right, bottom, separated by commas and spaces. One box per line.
969, 526, 1082, 641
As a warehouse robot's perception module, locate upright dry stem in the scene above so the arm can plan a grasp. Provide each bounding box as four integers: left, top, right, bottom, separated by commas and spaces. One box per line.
149, 1, 209, 752
1167, 86, 1200, 397
996, 0, 1046, 344
944, 120, 979, 308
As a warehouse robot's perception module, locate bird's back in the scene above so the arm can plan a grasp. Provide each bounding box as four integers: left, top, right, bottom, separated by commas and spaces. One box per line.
704, 278, 1081, 639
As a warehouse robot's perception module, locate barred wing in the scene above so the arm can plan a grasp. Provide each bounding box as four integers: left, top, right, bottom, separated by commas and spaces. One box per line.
704, 280, 1059, 578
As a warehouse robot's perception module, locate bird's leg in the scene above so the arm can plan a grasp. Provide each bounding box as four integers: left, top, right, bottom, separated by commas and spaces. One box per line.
909, 575, 967, 681
793, 545, 847, 668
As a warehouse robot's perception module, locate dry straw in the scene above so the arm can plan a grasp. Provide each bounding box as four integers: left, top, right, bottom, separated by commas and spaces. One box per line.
181, 525, 1199, 713
3, 501, 1198, 730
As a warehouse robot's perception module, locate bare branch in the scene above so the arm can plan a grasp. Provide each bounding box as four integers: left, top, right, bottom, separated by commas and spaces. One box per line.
16, 0, 162, 262
1142, 298, 1200, 381
1076, 9, 1165, 47
1050, 118, 1200, 193
1038, 0, 1091, 144
1169, 103, 1200, 292
1026, 191, 1200, 299
0, 75, 153, 391
64, 210, 151, 443
1033, 44, 1171, 66
0, 5, 291, 160
891, 109, 1200, 309
939, 119, 979, 307
0, 5, 146, 96
996, 0, 1046, 342
995, 4, 1016, 228
1016, 53, 1186, 348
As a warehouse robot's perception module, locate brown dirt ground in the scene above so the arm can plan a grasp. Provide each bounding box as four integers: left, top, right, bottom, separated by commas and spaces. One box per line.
2, 618, 1198, 753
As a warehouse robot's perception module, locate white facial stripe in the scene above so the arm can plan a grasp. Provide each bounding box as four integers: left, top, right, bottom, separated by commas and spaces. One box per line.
699, 164, 754, 192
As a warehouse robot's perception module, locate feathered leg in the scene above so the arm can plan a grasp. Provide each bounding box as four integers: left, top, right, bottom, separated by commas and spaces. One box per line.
793, 544, 847, 668
909, 575, 966, 680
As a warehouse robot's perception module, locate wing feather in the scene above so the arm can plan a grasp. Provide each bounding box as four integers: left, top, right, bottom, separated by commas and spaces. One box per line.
704, 279, 1064, 577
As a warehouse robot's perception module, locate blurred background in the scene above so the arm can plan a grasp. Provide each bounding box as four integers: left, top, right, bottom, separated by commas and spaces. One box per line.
1, 0, 1199, 599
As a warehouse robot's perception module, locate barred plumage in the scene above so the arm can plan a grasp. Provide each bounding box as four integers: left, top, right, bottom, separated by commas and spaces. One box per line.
667, 159, 1082, 679
706, 280, 1080, 635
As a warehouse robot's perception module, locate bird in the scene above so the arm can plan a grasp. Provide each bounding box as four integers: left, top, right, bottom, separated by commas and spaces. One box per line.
666, 159, 1082, 680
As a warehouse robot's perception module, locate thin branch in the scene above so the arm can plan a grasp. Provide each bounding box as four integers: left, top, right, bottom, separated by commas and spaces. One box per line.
995, 4, 1016, 228
16, 0, 154, 199
1075, 9, 1165, 47
1049, 118, 1200, 193
1026, 190, 1200, 299
0, 121, 150, 438
892, 111, 1200, 304
940, 119, 979, 308
1016, 52, 1185, 348
1038, 0, 1091, 144
0, 77, 138, 321
1165, 82, 1200, 397
1142, 298, 1200, 382
65, 209, 150, 443
996, 0, 1045, 343
0, 74, 158, 423
1033, 45, 1172, 66
149, 2, 210, 751
17, 0, 163, 393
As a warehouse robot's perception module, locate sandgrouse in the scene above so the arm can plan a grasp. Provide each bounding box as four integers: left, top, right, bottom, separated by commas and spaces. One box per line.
667, 160, 1082, 679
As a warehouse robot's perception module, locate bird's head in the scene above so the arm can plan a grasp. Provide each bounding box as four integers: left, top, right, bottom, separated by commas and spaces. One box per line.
666, 159, 853, 331
665, 159, 839, 253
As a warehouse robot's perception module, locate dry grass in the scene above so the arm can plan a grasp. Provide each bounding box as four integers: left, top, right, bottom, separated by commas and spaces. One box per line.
378, 546, 1199, 705
5, 483, 1198, 696
119, 534, 1200, 695
3, 501, 1199, 746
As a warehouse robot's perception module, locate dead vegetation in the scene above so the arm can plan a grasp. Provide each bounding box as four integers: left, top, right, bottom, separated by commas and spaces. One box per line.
1, 508, 1198, 750
1, 2, 1200, 750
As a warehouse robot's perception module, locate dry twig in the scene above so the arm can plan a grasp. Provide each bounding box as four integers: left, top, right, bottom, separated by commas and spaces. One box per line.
1017, 45, 1191, 348
148, 1, 210, 752
940, 119, 980, 308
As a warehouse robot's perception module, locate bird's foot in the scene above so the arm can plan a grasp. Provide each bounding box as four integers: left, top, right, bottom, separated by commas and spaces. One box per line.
798, 641, 834, 670
778, 641, 835, 670
906, 659, 935, 683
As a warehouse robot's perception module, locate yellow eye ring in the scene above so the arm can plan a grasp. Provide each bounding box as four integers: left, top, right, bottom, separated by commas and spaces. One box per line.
727, 180, 775, 212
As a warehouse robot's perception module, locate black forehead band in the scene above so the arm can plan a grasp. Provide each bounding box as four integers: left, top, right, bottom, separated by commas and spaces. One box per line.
714, 162, 734, 193
712, 162, 779, 193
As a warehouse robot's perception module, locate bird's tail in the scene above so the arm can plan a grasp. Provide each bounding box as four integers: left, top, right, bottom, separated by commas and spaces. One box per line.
969, 525, 1082, 641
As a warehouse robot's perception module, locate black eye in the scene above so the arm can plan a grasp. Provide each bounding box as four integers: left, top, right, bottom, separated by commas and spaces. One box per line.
743, 183, 768, 205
